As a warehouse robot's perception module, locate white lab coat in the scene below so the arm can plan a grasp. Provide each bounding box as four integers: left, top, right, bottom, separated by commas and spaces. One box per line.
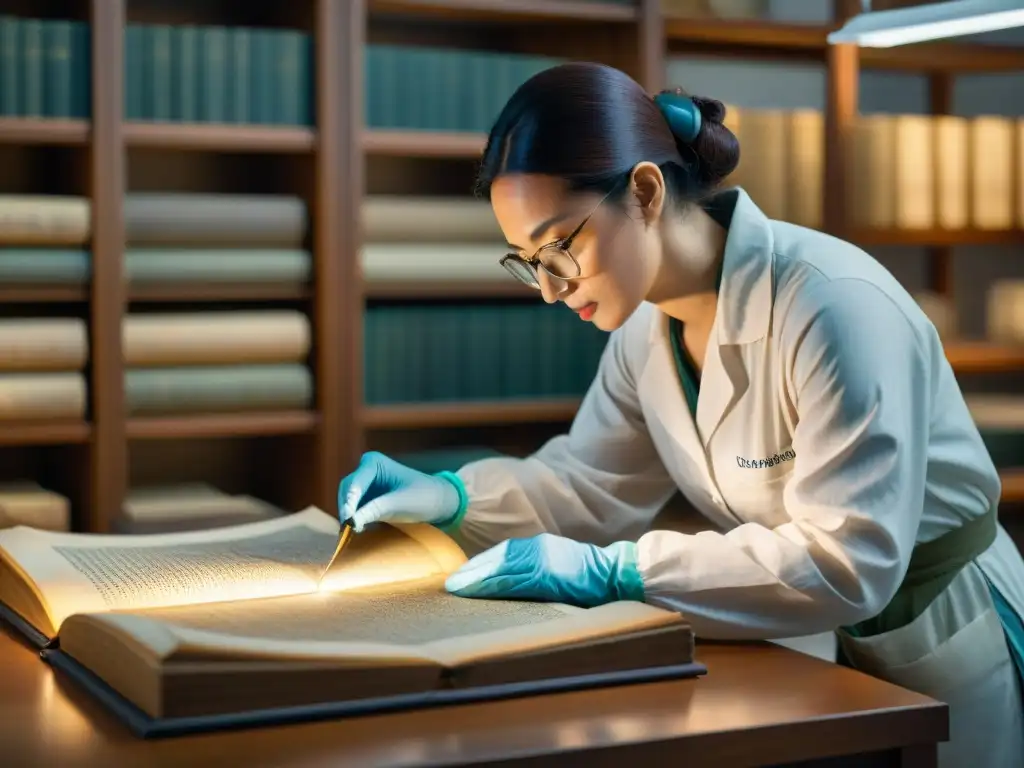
453, 188, 1024, 768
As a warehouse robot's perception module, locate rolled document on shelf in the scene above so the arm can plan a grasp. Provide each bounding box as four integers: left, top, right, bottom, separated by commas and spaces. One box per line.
362, 196, 502, 242
362, 242, 508, 282
123, 311, 311, 367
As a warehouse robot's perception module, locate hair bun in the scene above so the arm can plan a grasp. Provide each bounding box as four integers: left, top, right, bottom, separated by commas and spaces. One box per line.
691, 95, 726, 126
657, 87, 739, 191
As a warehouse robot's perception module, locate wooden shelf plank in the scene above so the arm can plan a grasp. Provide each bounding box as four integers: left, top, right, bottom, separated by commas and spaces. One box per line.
666, 17, 829, 60
851, 228, 1024, 247
0, 286, 89, 302
945, 342, 1024, 373
127, 283, 311, 302
363, 128, 486, 158
0, 117, 89, 145
364, 398, 581, 429
664, 17, 1024, 73
0, 421, 91, 446
127, 411, 320, 440
370, 0, 637, 23
365, 279, 534, 299
124, 122, 316, 153
1001, 470, 1024, 504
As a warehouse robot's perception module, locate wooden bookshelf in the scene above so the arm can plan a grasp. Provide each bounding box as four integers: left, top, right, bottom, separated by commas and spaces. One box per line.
364, 398, 581, 429
126, 412, 319, 441
851, 229, 1024, 248
1002, 470, 1024, 504
124, 123, 316, 153
363, 129, 486, 158
945, 342, 1024, 374
0, 286, 89, 303
365, 279, 532, 299
0, 117, 90, 145
664, 16, 1024, 73
0, 421, 92, 447
370, 0, 638, 23
1, 0, 1023, 533
126, 283, 312, 302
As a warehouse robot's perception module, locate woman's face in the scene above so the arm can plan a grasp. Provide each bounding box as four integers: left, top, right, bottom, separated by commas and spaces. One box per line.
489, 173, 659, 332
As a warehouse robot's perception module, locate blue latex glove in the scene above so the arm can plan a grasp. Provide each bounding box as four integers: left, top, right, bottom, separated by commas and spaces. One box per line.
444, 532, 646, 608
338, 451, 466, 533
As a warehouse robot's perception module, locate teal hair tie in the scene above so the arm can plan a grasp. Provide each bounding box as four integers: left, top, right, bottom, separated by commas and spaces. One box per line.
654, 92, 702, 144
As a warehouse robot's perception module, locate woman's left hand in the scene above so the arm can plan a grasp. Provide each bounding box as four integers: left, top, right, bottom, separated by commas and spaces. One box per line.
444, 532, 646, 608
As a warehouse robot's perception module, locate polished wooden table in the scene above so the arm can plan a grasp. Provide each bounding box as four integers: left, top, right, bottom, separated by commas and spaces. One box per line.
0, 627, 945, 768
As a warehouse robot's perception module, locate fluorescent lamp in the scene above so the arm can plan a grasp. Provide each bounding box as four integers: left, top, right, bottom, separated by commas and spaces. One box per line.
827, 0, 1024, 47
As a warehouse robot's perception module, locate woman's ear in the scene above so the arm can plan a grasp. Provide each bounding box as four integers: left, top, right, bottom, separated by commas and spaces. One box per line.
628, 162, 667, 226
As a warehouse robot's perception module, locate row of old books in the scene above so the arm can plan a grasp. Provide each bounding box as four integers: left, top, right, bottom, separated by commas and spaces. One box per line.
124, 22, 312, 126
2, 13, 558, 132
916, 283, 1024, 346
0, 480, 286, 534
0, 15, 90, 120
0, 302, 606, 420
724, 107, 1024, 231
0, 193, 311, 289
364, 303, 608, 404
0, 313, 312, 421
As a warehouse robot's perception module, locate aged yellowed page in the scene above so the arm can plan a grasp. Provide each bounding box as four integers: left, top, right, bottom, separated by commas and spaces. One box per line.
0, 507, 460, 634
62, 574, 680, 671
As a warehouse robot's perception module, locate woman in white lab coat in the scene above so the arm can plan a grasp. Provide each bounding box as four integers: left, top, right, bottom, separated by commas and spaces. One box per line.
339, 62, 1024, 767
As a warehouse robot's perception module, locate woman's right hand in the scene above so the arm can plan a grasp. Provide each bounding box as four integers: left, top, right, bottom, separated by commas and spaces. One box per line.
338, 452, 462, 532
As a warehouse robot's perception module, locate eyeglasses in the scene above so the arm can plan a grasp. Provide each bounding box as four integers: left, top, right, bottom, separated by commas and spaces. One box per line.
498, 191, 610, 290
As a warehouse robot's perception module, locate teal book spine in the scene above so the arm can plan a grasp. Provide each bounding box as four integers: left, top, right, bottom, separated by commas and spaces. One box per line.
150, 24, 172, 121
0, 17, 18, 116
229, 27, 249, 123
44, 21, 71, 118
275, 30, 298, 125
250, 29, 273, 124
123, 25, 141, 119
199, 26, 227, 123
174, 25, 199, 122
21, 18, 43, 117
70, 20, 89, 118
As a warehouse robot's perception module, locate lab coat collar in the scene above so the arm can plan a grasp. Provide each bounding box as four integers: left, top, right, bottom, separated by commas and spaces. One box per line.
706, 187, 774, 346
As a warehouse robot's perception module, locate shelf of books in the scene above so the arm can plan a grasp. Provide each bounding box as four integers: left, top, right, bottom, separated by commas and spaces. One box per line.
0, 0, 1021, 539
358, 0, 646, 467
0, 5, 94, 536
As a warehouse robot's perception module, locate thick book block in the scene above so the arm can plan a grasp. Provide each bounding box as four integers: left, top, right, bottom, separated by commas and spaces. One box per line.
123, 311, 311, 367
0, 508, 701, 737
0, 317, 88, 371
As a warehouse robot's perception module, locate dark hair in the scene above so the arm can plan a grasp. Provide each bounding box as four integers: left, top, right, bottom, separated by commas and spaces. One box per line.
474, 61, 740, 208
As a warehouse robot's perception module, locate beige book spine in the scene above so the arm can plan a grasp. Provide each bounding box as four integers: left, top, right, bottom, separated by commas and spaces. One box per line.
785, 109, 823, 229
362, 196, 502, 243
0, 318, 88, 372
986, 280, 1024, 345
1017, 119, 1024, 229
847, 114, 895, 229
362, 243, 509, 281
0, 195, 91, 244
736, 108, 788, 220
0, 481, 70, 531
933, 115, 969, 230
0, 372, 86, 420
123, 311, 311, 367
970, 116, 1014, 230
893, 115, 934, 230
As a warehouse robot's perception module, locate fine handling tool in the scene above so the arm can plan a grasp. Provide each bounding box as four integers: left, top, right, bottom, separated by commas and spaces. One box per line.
320, 520, 354, 587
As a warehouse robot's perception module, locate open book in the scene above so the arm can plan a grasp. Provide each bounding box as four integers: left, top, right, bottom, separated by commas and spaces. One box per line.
0, 507, 698, 728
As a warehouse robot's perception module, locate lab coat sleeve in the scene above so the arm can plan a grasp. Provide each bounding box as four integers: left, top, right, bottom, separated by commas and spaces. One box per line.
452, 313, 679, 557
637, 278, 932, 639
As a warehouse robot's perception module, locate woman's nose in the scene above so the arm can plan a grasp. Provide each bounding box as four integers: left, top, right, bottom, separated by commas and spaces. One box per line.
537, 269, 567, 304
